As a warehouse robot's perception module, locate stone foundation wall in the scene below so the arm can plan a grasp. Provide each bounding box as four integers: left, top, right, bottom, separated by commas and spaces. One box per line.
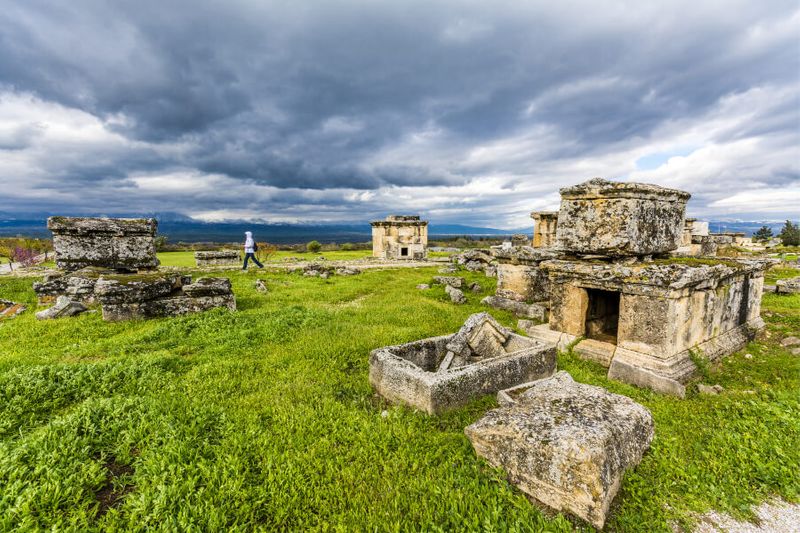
48, 216, 159, 271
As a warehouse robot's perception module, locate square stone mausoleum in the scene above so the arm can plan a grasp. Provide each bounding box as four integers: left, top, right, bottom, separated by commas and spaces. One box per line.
370, 215, 428, 260
531, 211, 558, 248
49, 216, 159, 271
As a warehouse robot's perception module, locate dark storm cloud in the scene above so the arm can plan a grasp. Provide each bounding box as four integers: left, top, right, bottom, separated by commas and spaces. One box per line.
0, 0, 797, 222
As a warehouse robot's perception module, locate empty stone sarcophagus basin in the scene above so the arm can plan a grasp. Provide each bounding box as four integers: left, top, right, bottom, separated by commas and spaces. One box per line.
369, 313, 557, 414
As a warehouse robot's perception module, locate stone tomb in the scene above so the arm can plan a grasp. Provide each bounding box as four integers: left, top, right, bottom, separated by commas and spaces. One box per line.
556, 178, 690, 257
48, 216, 159, 271
34, 268, 236, 321
369, 313, 556, 414
482, 246, 558, 320
530, 211, 558, 248
195, 250, 241, 267
467, 371, 654, 529
370, 215, 428, 260
523, 258, 771, 396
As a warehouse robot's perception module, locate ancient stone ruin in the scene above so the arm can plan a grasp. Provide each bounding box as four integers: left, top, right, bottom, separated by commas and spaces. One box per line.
0, 299, 26, 320
48, 216, 159, 271
531, 211, 558, 248
370, 215, 428, 260
466, 371, 654, 529
503, 177, 772, 396
194, 250, 240, 267
35, 217, 235, 321
369, 313, 556, 414
482, 246, 558, 320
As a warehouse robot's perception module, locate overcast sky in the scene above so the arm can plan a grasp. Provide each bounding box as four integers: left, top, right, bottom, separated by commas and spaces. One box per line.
0, 0, 798, 228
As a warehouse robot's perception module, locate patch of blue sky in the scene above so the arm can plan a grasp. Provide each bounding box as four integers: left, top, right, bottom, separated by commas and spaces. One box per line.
635, 147, 697, 170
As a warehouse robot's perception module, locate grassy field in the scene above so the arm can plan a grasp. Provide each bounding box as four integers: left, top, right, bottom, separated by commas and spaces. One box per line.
0, 265, 798, 531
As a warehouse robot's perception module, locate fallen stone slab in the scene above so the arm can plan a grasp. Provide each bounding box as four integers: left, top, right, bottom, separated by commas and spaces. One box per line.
0, 299, 26, 320
776, 277, 800, 294
181, 277, 233, 297
697, 383, 724, 395
194, 250, 240, 267
255, 279, 268, 293
780, 336, 800, 348
369, 313, 557, 414
481, 295, 549, 321
445, 285, 466, 304
335, 267, 361, 276
467, 371, 654, 529
94, 273, 183, 304
432, 276, 465, 288
35, 296, 88, 320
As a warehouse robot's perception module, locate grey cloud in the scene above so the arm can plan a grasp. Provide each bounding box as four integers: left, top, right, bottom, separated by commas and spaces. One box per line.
0, 0, 797, 221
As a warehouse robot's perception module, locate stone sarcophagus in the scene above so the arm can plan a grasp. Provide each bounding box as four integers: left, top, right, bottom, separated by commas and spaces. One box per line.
48, 217, 159, 271
369, 313, 556, 414
194, 250, 241, 267
556, 178, 690, 257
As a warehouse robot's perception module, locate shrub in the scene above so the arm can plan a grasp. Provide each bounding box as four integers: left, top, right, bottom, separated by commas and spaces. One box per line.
306, 240, 322, 253
778, 220, 800, 246
255, 242, 278, 263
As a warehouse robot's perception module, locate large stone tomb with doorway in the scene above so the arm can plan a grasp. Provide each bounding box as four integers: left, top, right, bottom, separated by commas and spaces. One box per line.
369, 313, 556, 414
48, 216, 159, 271
522, 258, 771, 396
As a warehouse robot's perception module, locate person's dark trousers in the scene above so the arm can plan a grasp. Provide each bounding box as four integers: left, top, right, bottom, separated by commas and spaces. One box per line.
243, 253, 263, 269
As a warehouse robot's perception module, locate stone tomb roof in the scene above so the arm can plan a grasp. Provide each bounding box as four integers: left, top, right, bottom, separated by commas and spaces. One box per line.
370, 215, 428, 227
542, 258, 774, 295
559, 177, 691, 202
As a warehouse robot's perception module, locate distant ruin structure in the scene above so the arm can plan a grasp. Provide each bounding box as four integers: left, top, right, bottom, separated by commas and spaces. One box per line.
530, 211, 558, 248
195, 250, 240, 267
370, 215, 428, 260
49, 217, 159, 271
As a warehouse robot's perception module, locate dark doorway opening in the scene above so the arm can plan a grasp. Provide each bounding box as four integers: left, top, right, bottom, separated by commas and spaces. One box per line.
585, 289, 620, 344
400, 247, 409, 257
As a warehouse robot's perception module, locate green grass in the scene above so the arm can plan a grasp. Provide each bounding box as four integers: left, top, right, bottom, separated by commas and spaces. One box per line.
157, 250, 373, 268
0, 265, 798, 531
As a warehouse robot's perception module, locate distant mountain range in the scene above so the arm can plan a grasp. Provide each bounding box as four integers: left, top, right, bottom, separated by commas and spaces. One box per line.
0, 216, 790, 244
0, 218, 529, 243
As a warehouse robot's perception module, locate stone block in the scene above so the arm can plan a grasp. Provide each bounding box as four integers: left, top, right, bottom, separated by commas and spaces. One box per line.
48, 216, 159, 271
556, 178, 690, 257
481, 295, 549, 321
0, 299, 26, 320
776, 277, 800, 294
35, 296, 88, 320
467, 372, 654, 529
194, 250, 240, 267
369, 313, 557, 414
181, 277, 232, 297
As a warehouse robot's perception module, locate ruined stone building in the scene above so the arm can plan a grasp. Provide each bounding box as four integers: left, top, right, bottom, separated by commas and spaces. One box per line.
370, 215, 428, 260
531, 211, 558, 248
489, 178, 770, 396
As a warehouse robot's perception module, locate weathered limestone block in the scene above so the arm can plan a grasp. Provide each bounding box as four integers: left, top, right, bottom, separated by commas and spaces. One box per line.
466, 372, 654, 529
556, 178, 690, 257
181, 277, 232, 297
32, 267, 116, 304
35, 296, 88, 320
194, 250, 240, 267
94, 273, 183, 304
432, 276, 465, 288
335, 267, 361, 276
445, 285, 466, 304
776, 277, 800, 294
0, 299, 26, 320
48, 216, 159, 271
369, 313, 557, 414
481, 295, 549, 321
496, 263, 550, 302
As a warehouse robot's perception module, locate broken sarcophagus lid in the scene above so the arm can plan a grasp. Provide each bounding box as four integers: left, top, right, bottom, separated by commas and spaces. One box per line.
369, 312, 556, 414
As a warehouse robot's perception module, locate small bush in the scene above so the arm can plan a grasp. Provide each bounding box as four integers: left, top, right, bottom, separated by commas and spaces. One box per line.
306, 240, 322, 253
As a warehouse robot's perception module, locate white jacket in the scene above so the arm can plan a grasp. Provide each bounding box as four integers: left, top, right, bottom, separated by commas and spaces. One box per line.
244, 232, 255, 253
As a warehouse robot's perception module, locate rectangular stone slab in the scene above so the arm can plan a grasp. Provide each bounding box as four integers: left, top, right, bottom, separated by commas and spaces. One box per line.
467, 371, 654, 529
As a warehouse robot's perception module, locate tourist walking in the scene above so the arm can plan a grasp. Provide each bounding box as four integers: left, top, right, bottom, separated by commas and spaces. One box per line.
242, 231, 264, 270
